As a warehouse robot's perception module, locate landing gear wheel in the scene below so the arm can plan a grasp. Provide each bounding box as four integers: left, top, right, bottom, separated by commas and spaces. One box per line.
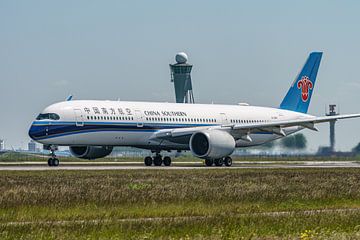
48, 158, 53, 166
144, 156, 153, 166
53, 158, 59, 166
205, 159, 214, 167
163, 156, 172, 166
224, 156, 232, 167
214, 158, 224, 167
153, 155, 162, 166
47, 158, 59, 167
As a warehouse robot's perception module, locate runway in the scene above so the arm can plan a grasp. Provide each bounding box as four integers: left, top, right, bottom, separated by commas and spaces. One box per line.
0, 161, 359, 170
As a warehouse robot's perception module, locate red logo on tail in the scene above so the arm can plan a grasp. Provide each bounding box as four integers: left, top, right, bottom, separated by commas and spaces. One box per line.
297, 76, 313, 102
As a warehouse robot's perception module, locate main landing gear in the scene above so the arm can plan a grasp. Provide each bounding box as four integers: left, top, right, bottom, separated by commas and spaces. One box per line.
144, 154, 172, 167
205, 156, 232, 167
47, 146, 59, 167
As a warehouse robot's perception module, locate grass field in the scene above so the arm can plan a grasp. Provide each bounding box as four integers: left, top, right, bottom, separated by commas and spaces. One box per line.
2, 168, 360, 239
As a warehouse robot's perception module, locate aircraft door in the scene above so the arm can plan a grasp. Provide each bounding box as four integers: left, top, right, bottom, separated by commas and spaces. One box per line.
220, 113, 229, 125
74, 109, 84, 127
135, 110, 144, 127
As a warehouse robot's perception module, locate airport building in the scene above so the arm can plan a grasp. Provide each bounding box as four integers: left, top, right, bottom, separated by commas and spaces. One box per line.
28, 140, 37, 152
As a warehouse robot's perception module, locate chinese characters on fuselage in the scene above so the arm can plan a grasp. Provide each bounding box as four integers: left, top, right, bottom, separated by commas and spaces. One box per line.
83, 107, 187, 117
84, 107, 133, 115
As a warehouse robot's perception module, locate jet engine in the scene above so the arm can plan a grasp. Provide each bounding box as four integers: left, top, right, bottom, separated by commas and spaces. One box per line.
189, 130, 235, 159
69, 146, 113, 159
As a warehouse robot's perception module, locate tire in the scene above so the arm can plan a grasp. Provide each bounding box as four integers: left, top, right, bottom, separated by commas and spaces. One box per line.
53, 158, 59, 166
163, 156, 171, 166
153, 156, 162, 166
214, 158, 223, 166
144, 156, 153, 166
47, 158, 53, 166
224, 156, 232, 167
205, 159, 213, 167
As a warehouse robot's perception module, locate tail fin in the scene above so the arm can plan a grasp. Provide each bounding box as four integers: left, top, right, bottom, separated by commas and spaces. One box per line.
280, 52, 322, 113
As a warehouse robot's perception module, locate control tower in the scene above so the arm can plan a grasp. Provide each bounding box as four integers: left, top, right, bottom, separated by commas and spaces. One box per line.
326, 104, 339, 152
169, 52, 195, 103
0, 139, 4, 151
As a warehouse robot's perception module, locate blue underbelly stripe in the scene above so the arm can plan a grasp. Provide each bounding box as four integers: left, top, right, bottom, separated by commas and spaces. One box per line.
31, 122, 209, 140
35, 128, 158, 140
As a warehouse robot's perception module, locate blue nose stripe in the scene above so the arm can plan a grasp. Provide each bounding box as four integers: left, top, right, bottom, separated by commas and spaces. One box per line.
28, 125, 47, 139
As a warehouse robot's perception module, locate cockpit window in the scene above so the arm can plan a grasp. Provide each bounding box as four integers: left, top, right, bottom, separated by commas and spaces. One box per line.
36, 113, 60, 120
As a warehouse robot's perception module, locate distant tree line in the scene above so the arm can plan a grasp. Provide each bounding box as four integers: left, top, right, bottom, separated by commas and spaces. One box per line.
258, 133, 307, 150
281, 134, 307, 149
353, 143, 360, 154
254, 134, 360, 154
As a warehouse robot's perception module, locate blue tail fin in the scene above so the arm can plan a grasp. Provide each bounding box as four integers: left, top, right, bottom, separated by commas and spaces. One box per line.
280, 52, 322, 113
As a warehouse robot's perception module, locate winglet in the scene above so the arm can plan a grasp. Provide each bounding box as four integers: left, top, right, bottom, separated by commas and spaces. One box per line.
66, 95, 73, 101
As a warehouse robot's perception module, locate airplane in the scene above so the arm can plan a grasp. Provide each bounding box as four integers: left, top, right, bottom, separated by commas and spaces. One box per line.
28, 52, 360, 167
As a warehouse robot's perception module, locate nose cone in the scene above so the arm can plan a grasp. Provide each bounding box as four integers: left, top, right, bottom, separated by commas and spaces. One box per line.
28, 124, 46, 141
28, 125, 37, 140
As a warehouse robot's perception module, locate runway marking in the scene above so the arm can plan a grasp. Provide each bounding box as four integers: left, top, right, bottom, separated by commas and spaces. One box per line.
1, 208, 360, 227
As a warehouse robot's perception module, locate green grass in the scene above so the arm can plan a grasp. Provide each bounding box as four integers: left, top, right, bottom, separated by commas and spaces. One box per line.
2, 169, 360, 239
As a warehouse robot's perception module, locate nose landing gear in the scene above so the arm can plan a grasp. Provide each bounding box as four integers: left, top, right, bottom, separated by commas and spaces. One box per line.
48, 157, 59, 167
47, 145, 59, 167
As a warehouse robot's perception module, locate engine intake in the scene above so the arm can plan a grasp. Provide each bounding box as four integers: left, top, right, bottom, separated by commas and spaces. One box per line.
69, 146, 113, 159
190, 130, 235, 159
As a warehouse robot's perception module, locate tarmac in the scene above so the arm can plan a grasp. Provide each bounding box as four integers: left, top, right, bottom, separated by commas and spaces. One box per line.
0, 161, 359, 170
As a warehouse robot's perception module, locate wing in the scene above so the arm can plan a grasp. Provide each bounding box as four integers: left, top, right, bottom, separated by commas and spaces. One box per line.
150, 113, 360, 144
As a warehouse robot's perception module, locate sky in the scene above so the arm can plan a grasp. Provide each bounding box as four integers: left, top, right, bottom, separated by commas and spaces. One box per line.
0, 0, 360, 151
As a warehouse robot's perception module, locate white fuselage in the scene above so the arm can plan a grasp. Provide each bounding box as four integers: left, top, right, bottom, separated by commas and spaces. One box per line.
29, 100, 309, 150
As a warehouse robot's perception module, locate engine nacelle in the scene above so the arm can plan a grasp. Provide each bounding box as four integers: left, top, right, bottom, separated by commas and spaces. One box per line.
189, 130, 235, 159
69, 146, 113, 159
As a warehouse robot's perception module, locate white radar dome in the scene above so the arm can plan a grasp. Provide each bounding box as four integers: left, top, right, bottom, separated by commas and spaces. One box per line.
175, 52, 188, 64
